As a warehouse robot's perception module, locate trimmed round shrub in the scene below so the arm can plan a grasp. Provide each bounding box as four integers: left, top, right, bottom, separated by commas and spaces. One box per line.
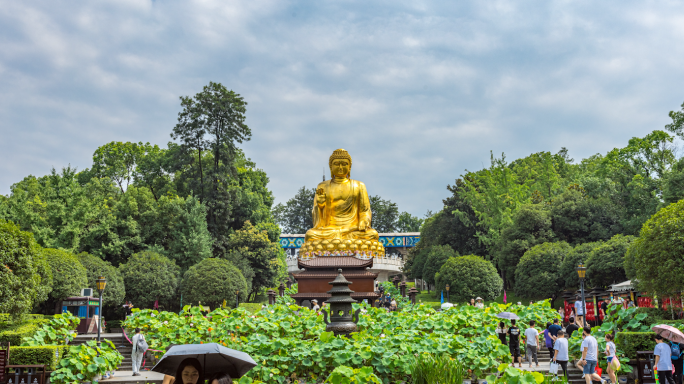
435, 255, 502, 302
514, 242, 571, 300
42, 248, 87, 302
181, 258, 248, 309
119, 251, 180, 309
0, 220, 42, 317
77, 252, 125, 307
625, 200, 684, 294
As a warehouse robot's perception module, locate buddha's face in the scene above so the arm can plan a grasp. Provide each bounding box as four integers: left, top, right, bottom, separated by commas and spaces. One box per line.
331, 158, 351, 178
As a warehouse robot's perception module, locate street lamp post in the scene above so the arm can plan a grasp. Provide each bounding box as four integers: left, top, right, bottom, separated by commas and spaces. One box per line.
446, 284, 450, 303
576, 262, 587, 327
95, 276, 107, 353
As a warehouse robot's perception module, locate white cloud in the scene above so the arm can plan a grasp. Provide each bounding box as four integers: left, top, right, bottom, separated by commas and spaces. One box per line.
1, 0, 684, 217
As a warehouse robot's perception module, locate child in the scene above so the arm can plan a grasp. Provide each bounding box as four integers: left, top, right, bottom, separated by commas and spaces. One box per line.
604, 333, 617, 384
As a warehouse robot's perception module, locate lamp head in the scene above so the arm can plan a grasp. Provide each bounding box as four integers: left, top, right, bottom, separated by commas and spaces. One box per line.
446, 284, 450, 291
96, 276, 107, 294
576, 262, 586, 279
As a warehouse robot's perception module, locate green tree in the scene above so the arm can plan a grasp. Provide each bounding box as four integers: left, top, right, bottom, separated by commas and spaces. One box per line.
586, 234, 634, 288
435, 255, 503, 303
665, 101, 684, 139
91, 141, 145, 193
142, 195, 213, 272
42, 248, 88, 304
181, 258, 248, 309
0, 220, 43, 317
550, 188, 622, 244
661, 157, 684, 205
119, 251, 180, 309
404, 246, 429, 282
514, 242, 570, 302
133, 143, 173, 200
624, 200, 684, 294
272, 186, 315, 234
77, 252, 126, 309
171, 82, 252, 256
422, 245, 458, 289
396, 212, 423, 232
369, 196, 399, 233
560, 241, 601, 290
421, 180, 487, 257
495, 204, 554, 288
224, 221, 286, 301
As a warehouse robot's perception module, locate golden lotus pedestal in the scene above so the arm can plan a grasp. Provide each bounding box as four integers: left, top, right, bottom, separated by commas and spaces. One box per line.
298, 238, 385, 258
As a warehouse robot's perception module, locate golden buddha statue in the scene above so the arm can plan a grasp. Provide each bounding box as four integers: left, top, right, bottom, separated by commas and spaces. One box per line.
299, 149, 385, 257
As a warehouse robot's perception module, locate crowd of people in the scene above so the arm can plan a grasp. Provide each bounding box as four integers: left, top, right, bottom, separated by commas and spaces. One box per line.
495, 302, 684, 384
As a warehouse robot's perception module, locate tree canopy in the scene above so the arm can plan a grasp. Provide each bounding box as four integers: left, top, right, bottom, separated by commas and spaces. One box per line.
514, 242, 570, 301
625, 199, 684, 294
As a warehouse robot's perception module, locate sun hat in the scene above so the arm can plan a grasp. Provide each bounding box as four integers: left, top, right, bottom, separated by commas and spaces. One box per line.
476, 297, 482, 300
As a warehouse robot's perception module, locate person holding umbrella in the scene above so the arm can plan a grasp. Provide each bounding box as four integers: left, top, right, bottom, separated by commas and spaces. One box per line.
655, 334, 676, 384
153, 343, 257, 384
652, 324, 684, 384
175, 358, 204, 384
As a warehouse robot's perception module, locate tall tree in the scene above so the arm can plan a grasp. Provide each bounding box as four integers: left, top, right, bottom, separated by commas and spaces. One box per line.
514, 242, 570, 303
91, 141, 145, 193
396, 212, 423, 232
223, 221, 286, 301
171, 82, 252, 256
272, 186, 315, 234
369, 195, 399, 233
422, 245, 458, 289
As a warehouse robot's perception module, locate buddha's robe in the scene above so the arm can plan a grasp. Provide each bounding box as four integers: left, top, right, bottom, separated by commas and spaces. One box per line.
304, 178, 379, 242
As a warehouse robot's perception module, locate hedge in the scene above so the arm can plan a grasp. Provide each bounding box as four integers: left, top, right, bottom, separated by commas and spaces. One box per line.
9, 346, 69, 370
615, 332, 656, 358
0, 319, 49, 345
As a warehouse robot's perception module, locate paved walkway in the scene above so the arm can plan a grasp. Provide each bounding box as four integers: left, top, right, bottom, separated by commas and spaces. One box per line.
100, 371, 165, 384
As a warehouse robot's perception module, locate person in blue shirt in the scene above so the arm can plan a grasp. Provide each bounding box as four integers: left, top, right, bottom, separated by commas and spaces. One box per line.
574, 296, 586, 328
655, 334, 675, 384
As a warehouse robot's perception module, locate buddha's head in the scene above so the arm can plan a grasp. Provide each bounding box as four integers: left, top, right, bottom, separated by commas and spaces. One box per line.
329, 148, 352, 179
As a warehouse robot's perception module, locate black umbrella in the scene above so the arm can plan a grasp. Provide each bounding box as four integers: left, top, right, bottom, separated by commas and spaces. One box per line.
151, 343, 257, 379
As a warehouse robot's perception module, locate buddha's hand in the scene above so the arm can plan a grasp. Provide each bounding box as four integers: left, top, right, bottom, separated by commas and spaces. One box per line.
359, 220, 368, 231
316, 188, 326, 206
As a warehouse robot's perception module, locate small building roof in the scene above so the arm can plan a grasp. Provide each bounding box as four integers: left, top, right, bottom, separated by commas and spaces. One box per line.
294, 270, 378, 279
298, 256, 374, 270
609, 280, 634, 292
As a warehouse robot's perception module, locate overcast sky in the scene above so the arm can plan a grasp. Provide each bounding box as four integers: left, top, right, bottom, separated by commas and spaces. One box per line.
1, 1, 683, 216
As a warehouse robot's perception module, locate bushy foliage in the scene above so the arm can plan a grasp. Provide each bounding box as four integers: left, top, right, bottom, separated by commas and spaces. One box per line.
223, 221, 286, 300
181, 258, 248, 309
495, 204, 554, 287
119, 251, 180, 308
0, 220, 45, 317
435, 255, 502, 302
77, 252, 125, 308
50, 340, 123, 384
586, 234, 634, 287
514, 242, 570, 300
560, 241, 600, 289
123, 301, 558, 383
421, 245, 458, 287
21, 312, 80, 346
42, 248, 88, 303
625, 199, 684, 294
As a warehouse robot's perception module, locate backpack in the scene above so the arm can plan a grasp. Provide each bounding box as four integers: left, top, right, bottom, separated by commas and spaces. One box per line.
136, 335, 148, 353
672, 343, 681, 360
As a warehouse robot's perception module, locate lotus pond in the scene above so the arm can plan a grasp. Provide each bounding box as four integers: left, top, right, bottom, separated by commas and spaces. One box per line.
123, 301, 559, 383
